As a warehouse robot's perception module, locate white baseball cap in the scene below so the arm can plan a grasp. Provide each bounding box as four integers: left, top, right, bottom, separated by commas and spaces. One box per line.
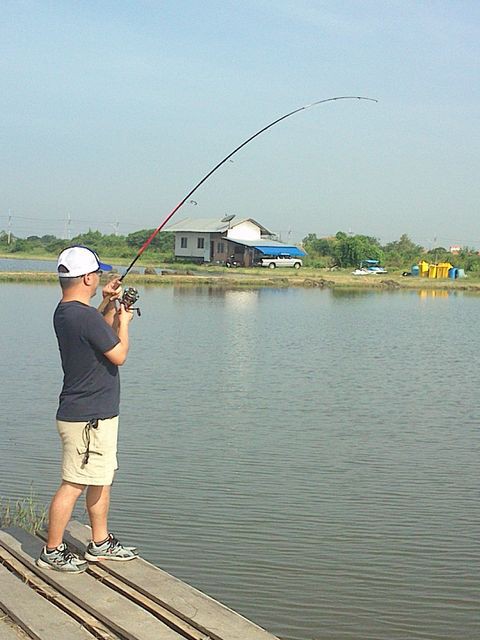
57, 246, 113, 278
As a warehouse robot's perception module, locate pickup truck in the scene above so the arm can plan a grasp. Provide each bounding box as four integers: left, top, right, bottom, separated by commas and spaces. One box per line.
258, 254, 303, 269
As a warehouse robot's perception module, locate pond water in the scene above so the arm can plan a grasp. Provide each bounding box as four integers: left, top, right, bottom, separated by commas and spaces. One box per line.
0, 256, 128, 273
0, 256, 58, 271
1, 281, 479, 640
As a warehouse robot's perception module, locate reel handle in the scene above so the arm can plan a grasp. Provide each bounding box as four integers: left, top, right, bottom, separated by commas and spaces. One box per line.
97, 287, 141, 316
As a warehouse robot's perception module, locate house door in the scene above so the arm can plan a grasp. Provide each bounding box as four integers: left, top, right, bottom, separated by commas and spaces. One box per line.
210, 241, 215, 261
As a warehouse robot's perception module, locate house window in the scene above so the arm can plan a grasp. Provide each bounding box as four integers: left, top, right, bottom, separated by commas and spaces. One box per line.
197, 237, 205, 249
217, 242, 224, 253
180, 237, 188, 249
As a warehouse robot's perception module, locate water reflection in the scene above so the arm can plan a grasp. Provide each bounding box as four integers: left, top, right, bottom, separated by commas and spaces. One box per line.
172, 287, 260, 306
418, 289, 450, 299
330, 287, 381, 299
223, 289, 259, 310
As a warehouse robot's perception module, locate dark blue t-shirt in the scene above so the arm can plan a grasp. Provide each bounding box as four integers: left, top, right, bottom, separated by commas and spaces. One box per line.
54, 301, 120, 421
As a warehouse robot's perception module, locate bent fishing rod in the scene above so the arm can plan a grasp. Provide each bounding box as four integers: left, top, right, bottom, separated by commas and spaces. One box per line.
103, 95, 377, 312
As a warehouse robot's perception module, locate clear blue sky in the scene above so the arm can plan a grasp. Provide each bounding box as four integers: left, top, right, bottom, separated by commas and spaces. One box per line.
1, 1, 479, 247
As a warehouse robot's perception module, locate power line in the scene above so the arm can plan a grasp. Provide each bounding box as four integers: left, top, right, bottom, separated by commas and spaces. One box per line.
0, 212, 146, 238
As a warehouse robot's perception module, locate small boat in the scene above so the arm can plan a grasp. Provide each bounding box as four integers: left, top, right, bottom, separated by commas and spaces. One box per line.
352, 259, 388, 275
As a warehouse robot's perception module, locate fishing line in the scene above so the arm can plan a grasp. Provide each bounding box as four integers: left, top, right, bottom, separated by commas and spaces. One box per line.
121, 95, 378, 281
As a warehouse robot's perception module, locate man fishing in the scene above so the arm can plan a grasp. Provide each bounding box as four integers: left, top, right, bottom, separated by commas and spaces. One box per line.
34, 96, 375, 574
37, 246, 138, 573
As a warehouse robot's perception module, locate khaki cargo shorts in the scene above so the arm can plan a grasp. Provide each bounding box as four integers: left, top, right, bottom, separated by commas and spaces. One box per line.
56, 417, 119, 486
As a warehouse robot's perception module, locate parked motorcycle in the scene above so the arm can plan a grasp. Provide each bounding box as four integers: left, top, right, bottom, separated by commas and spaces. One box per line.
225, 256, 239, 268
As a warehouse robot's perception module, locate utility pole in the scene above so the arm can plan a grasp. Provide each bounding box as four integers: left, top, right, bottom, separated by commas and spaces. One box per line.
107, 221, 120, 236
65, 213, 71, 240
7, 209, 12, 245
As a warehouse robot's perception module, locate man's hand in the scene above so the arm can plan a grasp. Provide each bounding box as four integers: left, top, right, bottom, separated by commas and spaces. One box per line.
98, 277, 122, 323
102, 277, 122, 301
117, 303, 134, 326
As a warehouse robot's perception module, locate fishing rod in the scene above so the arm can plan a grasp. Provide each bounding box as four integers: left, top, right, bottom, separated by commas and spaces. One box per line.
103, 96, 377, 312
121, 95, 377, 280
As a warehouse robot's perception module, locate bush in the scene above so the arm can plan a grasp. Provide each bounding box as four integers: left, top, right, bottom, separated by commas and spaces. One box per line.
303, 256, 331, 268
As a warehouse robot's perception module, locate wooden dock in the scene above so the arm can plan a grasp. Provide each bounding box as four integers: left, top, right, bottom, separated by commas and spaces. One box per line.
0, 522, 280, 640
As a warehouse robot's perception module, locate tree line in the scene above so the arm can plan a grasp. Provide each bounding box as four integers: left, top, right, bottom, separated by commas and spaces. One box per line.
302, 232, 480, 272
1, 227, 480, 271
0, 229, 175, 260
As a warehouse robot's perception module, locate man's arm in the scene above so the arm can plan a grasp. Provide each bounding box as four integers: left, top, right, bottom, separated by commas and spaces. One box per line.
99, 277, 122, 327
104, 304, 133, 366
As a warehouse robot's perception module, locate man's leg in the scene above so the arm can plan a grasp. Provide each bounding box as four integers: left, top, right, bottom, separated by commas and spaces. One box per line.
47, 481, 85, 548
84, 483, 138, 562
86, 484, 110, 543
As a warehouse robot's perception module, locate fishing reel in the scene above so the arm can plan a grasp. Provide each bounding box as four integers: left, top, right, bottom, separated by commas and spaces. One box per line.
120, 287, 141, 317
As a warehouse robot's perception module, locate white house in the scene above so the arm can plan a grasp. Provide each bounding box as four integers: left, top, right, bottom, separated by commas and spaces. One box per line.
166, 216, 285, 265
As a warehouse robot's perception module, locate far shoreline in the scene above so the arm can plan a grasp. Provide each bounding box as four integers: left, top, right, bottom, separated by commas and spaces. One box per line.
1, 269, 479, 292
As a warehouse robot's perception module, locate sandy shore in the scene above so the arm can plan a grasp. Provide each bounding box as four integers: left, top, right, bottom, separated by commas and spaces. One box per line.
1, 268, 479, 291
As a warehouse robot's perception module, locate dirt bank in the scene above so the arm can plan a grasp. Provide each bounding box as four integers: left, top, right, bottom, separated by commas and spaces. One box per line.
1, 269, 479, 292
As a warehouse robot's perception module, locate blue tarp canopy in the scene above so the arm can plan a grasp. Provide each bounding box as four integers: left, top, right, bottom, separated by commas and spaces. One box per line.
254, 245, 306, 257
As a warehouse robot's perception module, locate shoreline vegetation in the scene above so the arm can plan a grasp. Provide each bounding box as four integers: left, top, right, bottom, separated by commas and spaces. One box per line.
0, 491, 47, 534
2, 230, 480, 291
1, 265, 480, 291
1, 248, 480, 291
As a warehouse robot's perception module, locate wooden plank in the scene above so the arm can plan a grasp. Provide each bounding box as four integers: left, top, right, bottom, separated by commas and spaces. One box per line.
0, 529, 184, 640
0, 613, 30, 640
0, 622, 25, 640
65, 521, 280, 640
0, 563, 95, 640
85, 565, 211, 640
0, 547, 120, 640
34, 533, 210, 640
